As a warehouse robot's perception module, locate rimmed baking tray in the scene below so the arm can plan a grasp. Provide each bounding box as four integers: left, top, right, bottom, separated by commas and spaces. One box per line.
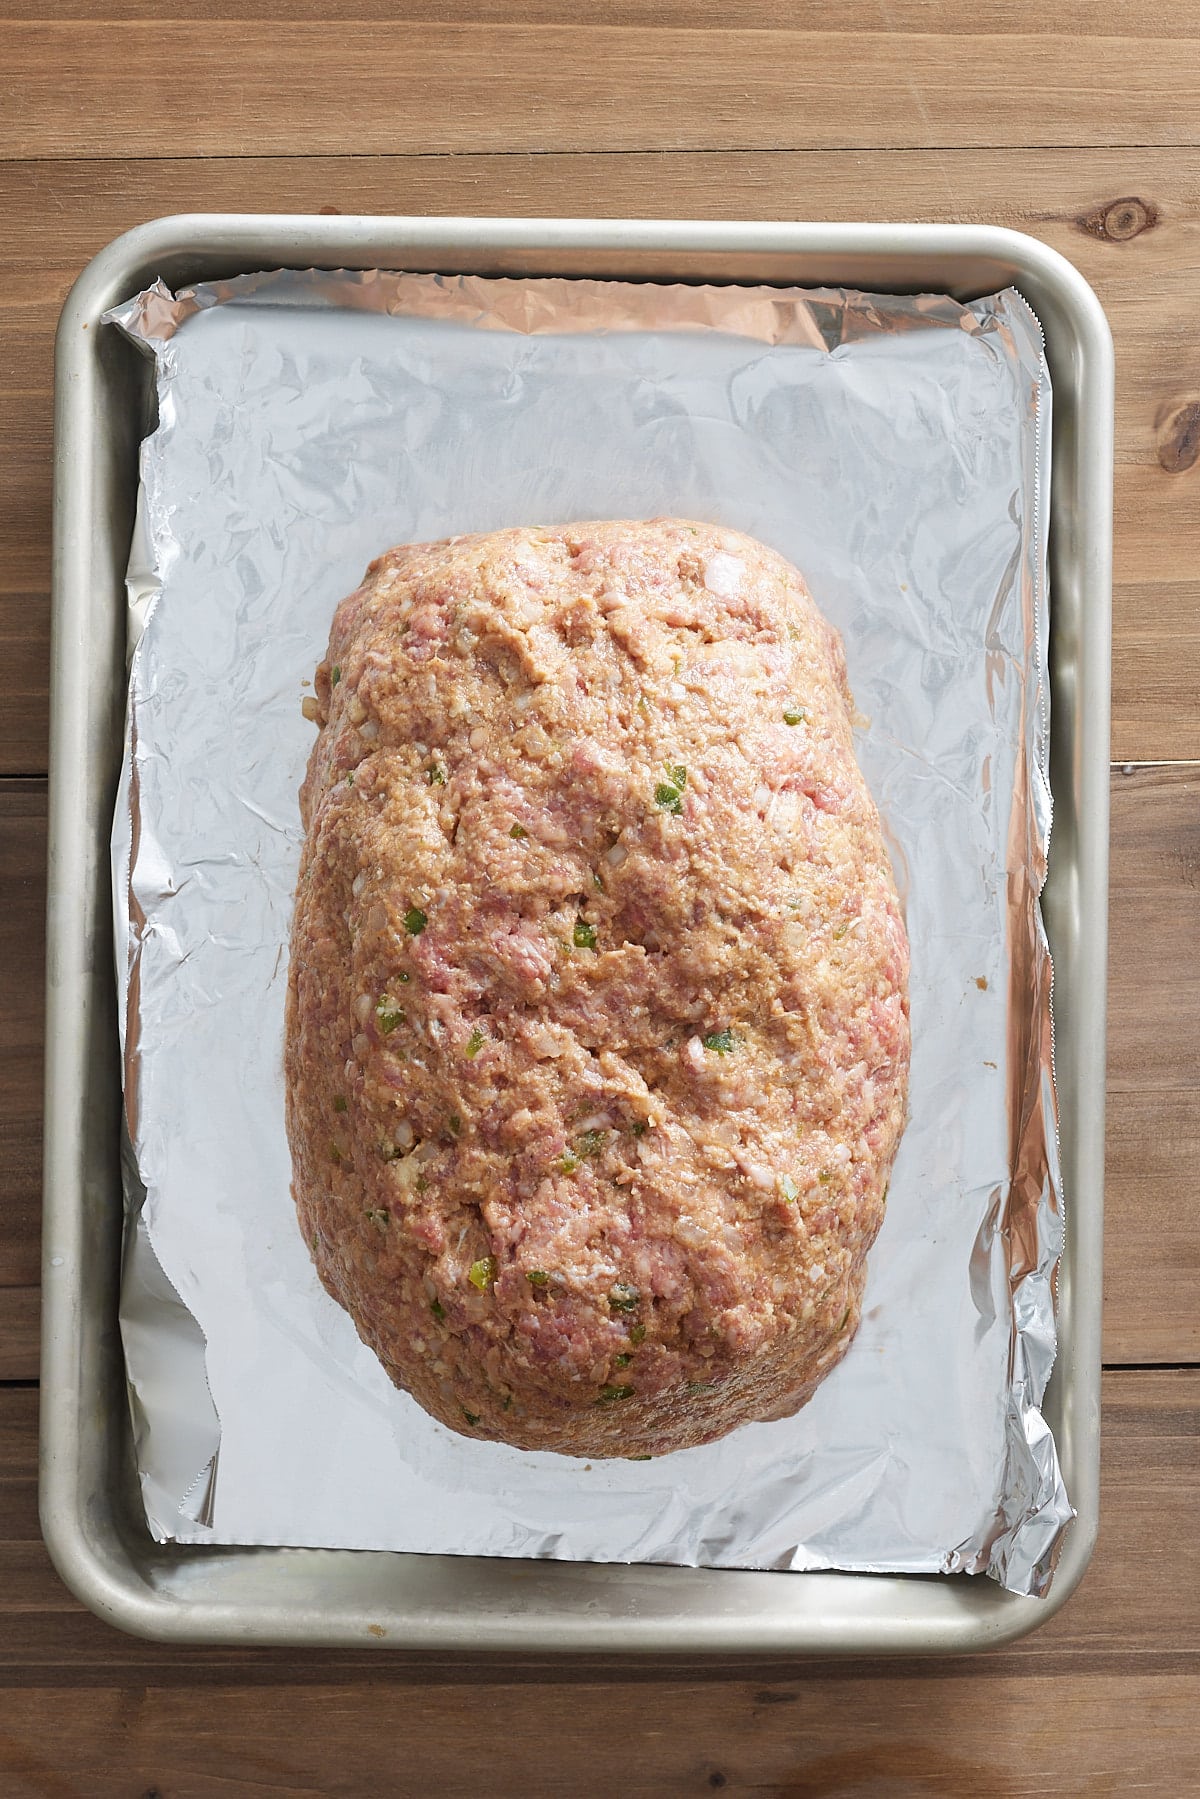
42, 216, 1112, 1653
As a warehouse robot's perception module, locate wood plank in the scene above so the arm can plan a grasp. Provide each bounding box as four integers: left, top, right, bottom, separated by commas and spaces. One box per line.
0, 783, 44, 1362
1114, 464, 1200, 577
1104, 765, 1200, 1363
0, 1289, 39, 1384
6, 24, 1200, 162
5, 148, 1195, 270
1107, 764, 1200, 1096
0, 391, 49, 606
1106, 1090, 1200, 1365
1113, 589, 1200, 771
0, 1373, 1196, 1686
9, 0, 1200, 31
0, 597, 47, 777
2, 148, 1200, 762
0, 1676, 1197, 1796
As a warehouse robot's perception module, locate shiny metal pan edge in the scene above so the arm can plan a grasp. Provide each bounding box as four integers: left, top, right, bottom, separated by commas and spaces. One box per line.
42, 215, 1112, 1652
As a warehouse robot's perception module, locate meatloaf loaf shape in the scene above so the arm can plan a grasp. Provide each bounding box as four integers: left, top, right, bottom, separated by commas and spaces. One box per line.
285, 519, 910, 1458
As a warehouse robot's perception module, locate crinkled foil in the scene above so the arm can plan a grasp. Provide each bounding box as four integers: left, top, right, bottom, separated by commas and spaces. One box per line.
107, 269, 1068, 1595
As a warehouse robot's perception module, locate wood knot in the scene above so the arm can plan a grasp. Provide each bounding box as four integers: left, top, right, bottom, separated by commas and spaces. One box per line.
1157, 399, 1200, 474
1076, 195, 1158, 242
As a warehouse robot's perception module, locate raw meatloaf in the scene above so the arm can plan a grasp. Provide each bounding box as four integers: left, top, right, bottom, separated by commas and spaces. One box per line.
286, 520, 910, 1458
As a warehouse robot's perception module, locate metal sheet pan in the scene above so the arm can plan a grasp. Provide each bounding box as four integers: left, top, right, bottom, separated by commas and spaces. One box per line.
42, 215, 1112, 1653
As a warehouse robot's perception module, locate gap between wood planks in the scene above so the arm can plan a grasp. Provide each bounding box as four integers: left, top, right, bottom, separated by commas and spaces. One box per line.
5, 143, 1200, 163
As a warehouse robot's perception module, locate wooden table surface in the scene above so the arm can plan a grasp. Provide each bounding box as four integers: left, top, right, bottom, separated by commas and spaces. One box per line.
3, 4, 1199, 1794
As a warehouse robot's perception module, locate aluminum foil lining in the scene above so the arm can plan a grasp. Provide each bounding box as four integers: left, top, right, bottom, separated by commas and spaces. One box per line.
107, 269, 1068, 1596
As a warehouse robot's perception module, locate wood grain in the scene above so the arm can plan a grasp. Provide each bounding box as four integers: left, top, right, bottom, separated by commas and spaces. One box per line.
1107, 764, 1200, 1095
7, 22, 1200, 164
1106, 1090, 1200, 1364
1103, 767, 1200, 1356
2, 5, 1199, 1774
0, 1293, 38, 1387
9, 0, 1200, 30
0, 1676, 1197, 1796
3, 765, 1198, 1378
0, 596, 47, 776
0, 780, 44, 1382
2, 148, 1199, 764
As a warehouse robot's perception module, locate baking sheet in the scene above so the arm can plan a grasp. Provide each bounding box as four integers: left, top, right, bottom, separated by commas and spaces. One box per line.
108, 269, 1068, 1595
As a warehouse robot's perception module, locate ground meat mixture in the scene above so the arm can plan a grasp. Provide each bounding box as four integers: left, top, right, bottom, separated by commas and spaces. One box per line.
285, 520, 910, 1458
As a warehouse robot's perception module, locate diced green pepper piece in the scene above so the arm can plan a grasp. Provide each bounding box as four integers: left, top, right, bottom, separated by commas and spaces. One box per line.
376, 998, 405, 1034
527, 1270, 550, 1288
628, 1323, 647, 1345
430, 1297, 446, 1320
609, 1283, 640, 1313
404, 906, 427, 935
573, 919, 598, 949
468, 1256, 497, 1290
509, 822, 527, 839
465, 1026, 486, 1058
654, 782, 684, 816
783, 705, 808, 726
597, 1384, 635, 1403
702, 1028, 736, 1055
